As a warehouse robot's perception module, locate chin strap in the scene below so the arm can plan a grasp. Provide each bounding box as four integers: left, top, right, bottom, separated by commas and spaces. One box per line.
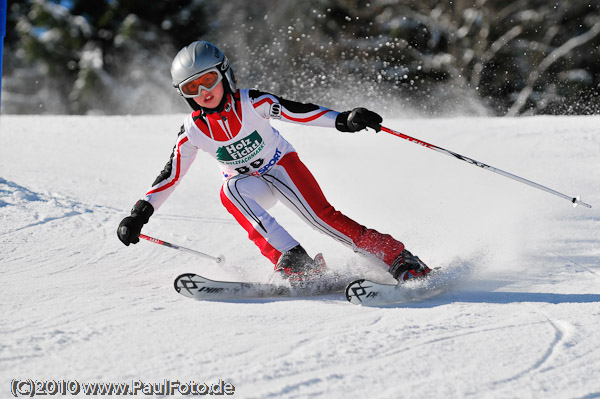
201, 92, 231, 115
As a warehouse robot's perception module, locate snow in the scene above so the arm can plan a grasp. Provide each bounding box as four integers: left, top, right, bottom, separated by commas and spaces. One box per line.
1, 114, 599, 398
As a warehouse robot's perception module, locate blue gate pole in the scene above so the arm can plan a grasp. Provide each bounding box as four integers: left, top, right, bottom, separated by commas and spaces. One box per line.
1, 0, 7, 113
0, 0, 8, 113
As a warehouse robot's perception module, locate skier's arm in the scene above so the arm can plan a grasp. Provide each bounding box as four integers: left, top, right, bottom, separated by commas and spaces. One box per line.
249, 89, 338, 128
143, 124, 198, 210
117, 124, 198, 246
249, 89, 382, 132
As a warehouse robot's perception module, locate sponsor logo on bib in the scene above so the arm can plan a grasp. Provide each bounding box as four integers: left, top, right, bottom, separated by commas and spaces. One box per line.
215, 131, 265, 164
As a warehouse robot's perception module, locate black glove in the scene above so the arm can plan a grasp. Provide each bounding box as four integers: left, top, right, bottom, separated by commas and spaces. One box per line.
117, 200, 154, 246
335, 107, 382, 132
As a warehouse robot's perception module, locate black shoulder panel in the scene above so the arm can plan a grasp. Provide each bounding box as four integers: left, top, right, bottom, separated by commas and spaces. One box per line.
249, 89, 320, 113
248, 89, 263, 100
151, 125, 185, 187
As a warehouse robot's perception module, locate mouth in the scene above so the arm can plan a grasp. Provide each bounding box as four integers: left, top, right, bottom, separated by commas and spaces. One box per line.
204, 94, 214, 103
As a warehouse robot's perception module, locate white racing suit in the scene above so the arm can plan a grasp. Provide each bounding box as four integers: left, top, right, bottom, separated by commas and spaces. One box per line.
144, 89, 405, 266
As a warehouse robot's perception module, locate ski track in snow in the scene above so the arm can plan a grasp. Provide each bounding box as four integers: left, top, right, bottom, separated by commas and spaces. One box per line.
1, 115, 600, 398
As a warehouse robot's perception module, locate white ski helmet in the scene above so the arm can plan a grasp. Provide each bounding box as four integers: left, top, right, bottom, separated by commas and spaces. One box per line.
171, 41, 236, 109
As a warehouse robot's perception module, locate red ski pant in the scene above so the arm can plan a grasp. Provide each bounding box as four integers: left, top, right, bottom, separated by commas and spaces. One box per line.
220, 152, 404, 267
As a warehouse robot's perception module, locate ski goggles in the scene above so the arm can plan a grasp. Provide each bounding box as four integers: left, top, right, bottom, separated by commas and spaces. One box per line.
177, 68, 222, 98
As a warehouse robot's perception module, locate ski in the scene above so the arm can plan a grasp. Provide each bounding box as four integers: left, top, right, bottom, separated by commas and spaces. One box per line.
174, 273, 346, 301
174, 273, 287, 300
345, 268, 444, 306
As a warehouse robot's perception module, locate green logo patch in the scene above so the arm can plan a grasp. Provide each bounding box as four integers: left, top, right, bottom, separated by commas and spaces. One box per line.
215, 131, 264, 164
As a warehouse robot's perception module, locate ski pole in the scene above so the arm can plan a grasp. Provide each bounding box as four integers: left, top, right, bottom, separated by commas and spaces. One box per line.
139, 234, 224, 263
379, 125, 592, 209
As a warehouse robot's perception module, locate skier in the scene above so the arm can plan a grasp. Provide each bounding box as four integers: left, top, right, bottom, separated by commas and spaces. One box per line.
117, 41, 431, 283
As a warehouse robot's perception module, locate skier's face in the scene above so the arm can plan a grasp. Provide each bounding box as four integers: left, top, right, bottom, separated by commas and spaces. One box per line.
193, 82, 225, 109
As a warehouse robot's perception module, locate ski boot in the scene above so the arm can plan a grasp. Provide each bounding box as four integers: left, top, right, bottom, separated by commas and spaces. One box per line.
389, 249, 432, 282
275, 245, 327, 285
